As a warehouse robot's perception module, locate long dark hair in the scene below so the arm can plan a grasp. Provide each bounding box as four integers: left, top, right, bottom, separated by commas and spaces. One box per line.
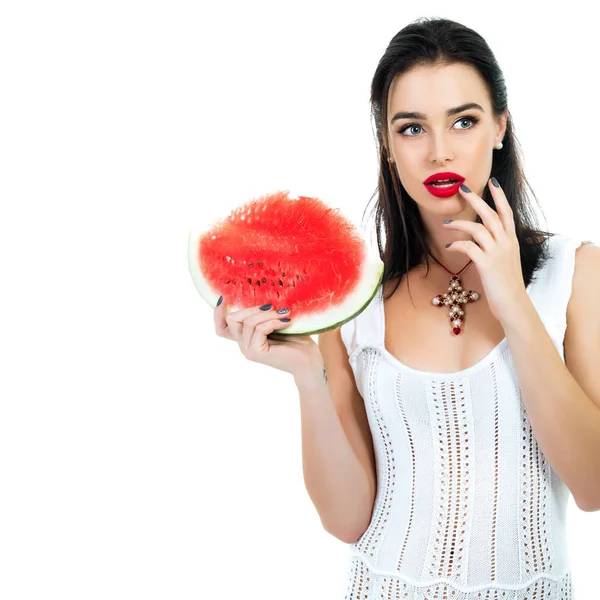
363, 17, 555, 302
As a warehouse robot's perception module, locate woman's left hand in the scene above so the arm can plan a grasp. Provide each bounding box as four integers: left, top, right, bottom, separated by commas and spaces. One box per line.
443, 178, 529, 324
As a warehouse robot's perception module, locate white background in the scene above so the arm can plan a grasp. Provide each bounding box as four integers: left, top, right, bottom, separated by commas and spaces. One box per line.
1, 1, 598, 598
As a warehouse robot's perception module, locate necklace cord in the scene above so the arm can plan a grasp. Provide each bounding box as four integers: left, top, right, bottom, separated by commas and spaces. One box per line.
426, 251, 474, 277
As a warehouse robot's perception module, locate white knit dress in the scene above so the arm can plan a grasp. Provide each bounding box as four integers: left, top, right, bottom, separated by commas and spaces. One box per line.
339, 233, 594, 600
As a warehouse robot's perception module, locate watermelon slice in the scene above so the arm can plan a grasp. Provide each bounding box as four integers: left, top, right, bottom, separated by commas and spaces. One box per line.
187, 190, 384, 336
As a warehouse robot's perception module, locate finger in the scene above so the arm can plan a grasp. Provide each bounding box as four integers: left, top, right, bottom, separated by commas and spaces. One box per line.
459, 182, 505, 241
443, 220, 495, 252
488, 178, 516, 236
240, 305, 275, 350
239, 305, 291, 351
214, 295, 235, 340
446, 239, 485, 265
225, 302, 273, 342
248, 317, 293, 357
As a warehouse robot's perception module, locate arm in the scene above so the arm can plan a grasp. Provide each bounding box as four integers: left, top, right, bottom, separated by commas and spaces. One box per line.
500, 243, 600, 511
294, 326, 377, 543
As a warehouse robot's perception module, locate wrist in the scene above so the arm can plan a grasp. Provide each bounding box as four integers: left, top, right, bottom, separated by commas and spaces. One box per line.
293, 361, 328, 392
499, 292, 536, 334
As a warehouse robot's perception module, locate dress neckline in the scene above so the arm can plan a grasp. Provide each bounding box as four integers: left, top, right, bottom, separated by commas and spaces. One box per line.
377, 269, 538, 380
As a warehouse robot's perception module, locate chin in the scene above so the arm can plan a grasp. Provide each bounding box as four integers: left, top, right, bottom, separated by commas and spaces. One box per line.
422, 192, 465, 205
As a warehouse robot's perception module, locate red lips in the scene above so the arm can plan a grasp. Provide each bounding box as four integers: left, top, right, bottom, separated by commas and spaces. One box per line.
423, 172, 465, 185
423, 171, 466, 198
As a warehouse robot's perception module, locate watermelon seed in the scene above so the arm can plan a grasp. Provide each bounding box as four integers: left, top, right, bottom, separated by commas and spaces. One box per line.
248, 263, 253, 268
226, 280, 231, 284
258, 262, 263, 266
282, 272, 285, 277
278, 280, 283, 286
247, 278, 252, 284
262, 278, 266, 283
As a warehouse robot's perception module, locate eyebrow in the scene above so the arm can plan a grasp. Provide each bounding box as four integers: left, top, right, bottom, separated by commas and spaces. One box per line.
390, 102, 484, 124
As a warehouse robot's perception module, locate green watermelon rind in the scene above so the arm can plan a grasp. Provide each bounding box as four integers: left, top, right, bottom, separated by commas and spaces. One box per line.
187, 228, 385, 337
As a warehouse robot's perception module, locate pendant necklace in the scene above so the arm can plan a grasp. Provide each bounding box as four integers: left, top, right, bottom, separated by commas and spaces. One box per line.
426, 252, 480, 336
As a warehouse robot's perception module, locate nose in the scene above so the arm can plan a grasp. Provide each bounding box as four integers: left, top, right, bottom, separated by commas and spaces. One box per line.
428, 132, 454, 164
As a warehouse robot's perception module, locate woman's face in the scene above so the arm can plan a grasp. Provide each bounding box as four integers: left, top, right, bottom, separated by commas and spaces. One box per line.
386, 62, 507, 220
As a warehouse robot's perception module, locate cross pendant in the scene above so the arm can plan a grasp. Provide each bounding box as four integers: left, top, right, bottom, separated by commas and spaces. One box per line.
432, 274, 480, 336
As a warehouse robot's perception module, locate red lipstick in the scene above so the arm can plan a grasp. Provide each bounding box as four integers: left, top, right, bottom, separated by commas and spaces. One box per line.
423, 171, 465, 198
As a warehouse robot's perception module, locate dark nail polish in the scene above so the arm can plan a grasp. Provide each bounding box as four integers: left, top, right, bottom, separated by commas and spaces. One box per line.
460, 183, 471, 193
280, 318, 291, 322
216, 296, 223, 307
443, 219, 453, 224
276, 308, 290, 314
491, 176, 500, 188
445, 243, 452, 248
259, 303, 273, 311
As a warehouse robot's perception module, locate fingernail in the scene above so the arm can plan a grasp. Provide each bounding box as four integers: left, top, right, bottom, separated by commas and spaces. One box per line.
443, 219, 453, 224
216, 295, 223, 307
259, 303, 273, 311
276, 308, 290, 314
279, 317, 291, 322
460, 183, 471, 193
491, 176, 500, 188
445, 243, 452, 248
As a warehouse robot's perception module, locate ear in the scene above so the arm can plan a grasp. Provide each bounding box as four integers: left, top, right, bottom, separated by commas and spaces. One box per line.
382, 136, 394, 164
495, 108, 508, 145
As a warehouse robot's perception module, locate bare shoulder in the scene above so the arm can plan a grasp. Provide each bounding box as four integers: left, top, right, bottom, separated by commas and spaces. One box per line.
317, 325, 356, 384
564, 241, 600, 412
567, 242, 600, 320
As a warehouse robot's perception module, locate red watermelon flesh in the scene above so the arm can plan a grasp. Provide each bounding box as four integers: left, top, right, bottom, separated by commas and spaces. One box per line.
188, 190, 385, 336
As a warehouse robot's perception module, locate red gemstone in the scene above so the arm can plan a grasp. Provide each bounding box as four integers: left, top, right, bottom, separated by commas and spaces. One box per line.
453, 327, 462, 335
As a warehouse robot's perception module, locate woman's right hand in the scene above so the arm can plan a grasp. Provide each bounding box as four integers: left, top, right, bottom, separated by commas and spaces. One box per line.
214, 296, 324, 380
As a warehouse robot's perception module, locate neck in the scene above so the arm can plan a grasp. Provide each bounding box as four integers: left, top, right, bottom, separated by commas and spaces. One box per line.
421, 208, 479, 273
413, 255, 479, 297
427, 251, 472, 276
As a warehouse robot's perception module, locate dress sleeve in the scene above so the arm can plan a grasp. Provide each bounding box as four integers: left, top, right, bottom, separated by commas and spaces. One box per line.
340, 317, 358, 358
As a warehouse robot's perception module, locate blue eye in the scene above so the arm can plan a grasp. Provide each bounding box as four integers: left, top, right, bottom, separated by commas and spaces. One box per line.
397, 115, 480, 137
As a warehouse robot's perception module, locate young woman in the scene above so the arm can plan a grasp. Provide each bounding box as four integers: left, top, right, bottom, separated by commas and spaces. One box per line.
214, 17, 600, 600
